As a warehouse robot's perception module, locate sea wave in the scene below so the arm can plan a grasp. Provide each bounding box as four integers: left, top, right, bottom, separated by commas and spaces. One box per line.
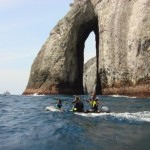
28, 93, 45, 96
109, 95, 137, 98
75, 111, 150, 123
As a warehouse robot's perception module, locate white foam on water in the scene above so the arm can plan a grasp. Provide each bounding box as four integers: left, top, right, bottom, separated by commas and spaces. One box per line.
27, 93, 45, 96
24, 93, 45, 97
33, 93, 45, 96
46, 106, 59, 112
110, 111, 150, 123
110, 95, 137, 98
110, 95, 129, 98
45, 106, 63, 112
75, 111, 150, 123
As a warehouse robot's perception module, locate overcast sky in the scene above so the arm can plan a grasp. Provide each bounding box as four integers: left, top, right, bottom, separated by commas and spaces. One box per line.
0, 0, 96, 95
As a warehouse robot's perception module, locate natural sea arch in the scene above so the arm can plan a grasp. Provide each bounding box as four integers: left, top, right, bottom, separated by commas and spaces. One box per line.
77, 17, 102, 95
24, 0, 150, 97
83, 31, 96, 94
56, 16, 101, 95
25, 18, 102, 95
24, 2, 102, 95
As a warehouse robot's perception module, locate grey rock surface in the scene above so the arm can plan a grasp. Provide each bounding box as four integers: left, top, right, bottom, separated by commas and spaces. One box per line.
24, 0, 150, 97
83, 57, 96, 94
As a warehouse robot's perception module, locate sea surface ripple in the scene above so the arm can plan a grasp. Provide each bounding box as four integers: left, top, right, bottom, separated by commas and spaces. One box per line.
0, 94, 150, 150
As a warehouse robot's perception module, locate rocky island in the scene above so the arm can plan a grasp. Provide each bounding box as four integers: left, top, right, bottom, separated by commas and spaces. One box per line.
23, 0, 150, 98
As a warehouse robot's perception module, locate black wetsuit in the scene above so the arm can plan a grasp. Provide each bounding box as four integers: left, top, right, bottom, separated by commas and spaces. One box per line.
56, 103, 62, 109
74, 101, 84, 112
93, 103, 98, 112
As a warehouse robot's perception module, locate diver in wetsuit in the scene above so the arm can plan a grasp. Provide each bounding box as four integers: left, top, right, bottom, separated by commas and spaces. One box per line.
86, 99, 93, 111
56, 99, 62, 110
92, 98, 100, 112
72, 96, 84, 112
86, 92, 100, 112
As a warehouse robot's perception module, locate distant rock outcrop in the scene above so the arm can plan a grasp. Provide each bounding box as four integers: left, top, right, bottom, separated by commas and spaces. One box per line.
24, 0, 150, 97
3, 91, 11, 96
83, 57, 96, 94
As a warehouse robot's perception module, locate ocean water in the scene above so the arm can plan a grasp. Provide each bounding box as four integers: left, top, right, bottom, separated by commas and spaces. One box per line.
0, 94, 150, 150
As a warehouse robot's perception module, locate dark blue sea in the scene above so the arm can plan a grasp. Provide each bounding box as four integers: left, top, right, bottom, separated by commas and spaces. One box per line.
0, 94, 150, 150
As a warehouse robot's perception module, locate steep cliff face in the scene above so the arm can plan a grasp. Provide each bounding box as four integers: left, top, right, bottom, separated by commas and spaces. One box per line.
83, 57, 96, 94
24, 0, 150, 97
24, 0, 97, 95
93, 0, 150, 97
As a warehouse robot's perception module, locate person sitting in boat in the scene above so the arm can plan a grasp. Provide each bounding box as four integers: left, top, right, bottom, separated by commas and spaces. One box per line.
56, 99, 62, 110
72, 96, 84, 112
92, 98, 100, 112
86, 99, 93, 110
86, 92, 100, 112
86, 92, 96, 110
